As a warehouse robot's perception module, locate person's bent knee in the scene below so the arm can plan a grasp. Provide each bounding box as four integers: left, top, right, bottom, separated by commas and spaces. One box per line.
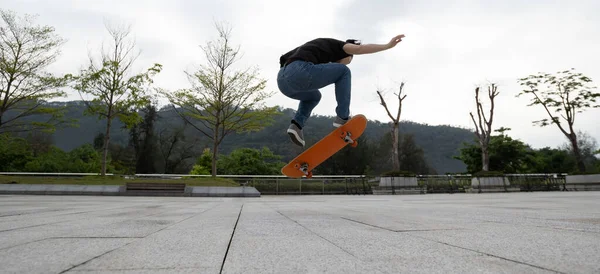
340, 64, 351, 77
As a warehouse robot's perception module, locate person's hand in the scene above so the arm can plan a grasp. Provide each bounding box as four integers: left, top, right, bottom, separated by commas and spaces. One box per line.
387, 34, 405, 48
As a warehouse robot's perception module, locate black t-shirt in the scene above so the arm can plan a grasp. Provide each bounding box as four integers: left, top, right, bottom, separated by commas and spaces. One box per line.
279, 38, 350, 67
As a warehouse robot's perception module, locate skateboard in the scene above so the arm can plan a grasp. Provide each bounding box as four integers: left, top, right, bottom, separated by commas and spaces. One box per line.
281, 114, 367, 178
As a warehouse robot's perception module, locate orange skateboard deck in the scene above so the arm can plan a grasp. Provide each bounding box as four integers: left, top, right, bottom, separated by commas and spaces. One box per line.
281, 114, 367, 178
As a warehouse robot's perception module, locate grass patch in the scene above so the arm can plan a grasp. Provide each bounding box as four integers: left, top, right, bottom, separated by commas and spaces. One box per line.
0, 175, 239, 187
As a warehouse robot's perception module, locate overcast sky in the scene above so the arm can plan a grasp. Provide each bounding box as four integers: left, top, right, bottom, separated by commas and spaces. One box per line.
2, 0, 599, 150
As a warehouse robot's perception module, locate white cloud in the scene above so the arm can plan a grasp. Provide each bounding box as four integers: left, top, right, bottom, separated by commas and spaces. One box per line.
2, 0, 599, 150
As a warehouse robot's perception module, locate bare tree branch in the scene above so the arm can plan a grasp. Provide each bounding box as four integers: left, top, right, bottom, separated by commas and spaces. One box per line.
470, 83, 499, 171
375, 82, 407, 171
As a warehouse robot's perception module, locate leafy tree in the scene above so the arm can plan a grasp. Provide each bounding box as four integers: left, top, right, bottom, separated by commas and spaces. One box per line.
93, 132, 104, 150
24, 130, 54, 157
157, 123, 200, 174
527, 147, 577, 174
368, 128, 394, 174
189, 147, 285, 175
162, 22, 278, 176
67, 144, 102, 173
72, 22, 162, 175
190, 148, 212, 175
19, 143, 102, 173
488, 132, 535, 173
0, 133, 33, 171
129, 103, 159, 174
517, 68, 600, 172
375, 82, 407, 171
0, 9, 70, 134
454, 129, 532, 173
559, 131, 600, 173
367, 131, 433, 175
22, 146, 67, 172
399, 133, 435, 174
217, 147, 285, 175
469, 84, 499, 171
105, 142, 135, 174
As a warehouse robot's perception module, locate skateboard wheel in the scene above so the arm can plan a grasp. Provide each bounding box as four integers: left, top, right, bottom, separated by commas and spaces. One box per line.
351, 140, 358, 147
306, 171, 313, 178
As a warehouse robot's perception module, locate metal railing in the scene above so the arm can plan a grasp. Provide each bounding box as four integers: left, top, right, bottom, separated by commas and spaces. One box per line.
134, 174, 370, 195
0, 172, 586, 195
241, 176, 370, 195
0, 172, 115, 176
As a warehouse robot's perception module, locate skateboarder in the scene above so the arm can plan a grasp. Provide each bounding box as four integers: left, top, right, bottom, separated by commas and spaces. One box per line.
277, 34, 405, 147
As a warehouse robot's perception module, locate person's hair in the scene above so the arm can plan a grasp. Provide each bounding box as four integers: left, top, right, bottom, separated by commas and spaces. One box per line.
345, 39, 362, 45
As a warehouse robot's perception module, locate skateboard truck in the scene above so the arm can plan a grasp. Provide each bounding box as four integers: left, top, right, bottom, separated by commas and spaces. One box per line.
294, 162, 313, 178
340, 131, 358, 147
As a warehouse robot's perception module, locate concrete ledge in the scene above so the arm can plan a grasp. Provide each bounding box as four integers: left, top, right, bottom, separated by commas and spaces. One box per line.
566, 174, 600, 184
0, 184, 124, 195
0, 184, 260, 197
186, 186, 261, 197
565, 174, 600, 191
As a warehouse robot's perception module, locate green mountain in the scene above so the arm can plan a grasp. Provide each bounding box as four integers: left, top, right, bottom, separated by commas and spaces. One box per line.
29, 101, 474, 174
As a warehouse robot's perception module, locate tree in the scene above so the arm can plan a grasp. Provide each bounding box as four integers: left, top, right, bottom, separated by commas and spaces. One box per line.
517, 68, 600, 172
190, 148, 212, 175
0, 133, 33, 171
24, 130, 54, 157
72, 22, 162, 175
559, 131, 599, 172
376, 82, 407, 171
217, 147, 285, 175
0, 9, 70, 134
158, 124, 200, 174
469, 84, 499, 171
162, 22, 278, 177
129, 103, 159, 174
454, 129, 532, 174
528, 147, 577, 174
398, 134, 435, 175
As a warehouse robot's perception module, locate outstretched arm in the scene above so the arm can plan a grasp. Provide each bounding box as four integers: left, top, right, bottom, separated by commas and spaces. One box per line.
343, 34, 405, 55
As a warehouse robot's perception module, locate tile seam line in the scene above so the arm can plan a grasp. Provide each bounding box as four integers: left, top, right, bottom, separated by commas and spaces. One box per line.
0, 202, 195, 233
271, 208, 358, 258
412, 234, 567, 274
341, 216, 566, 274
0, 209, 167, 233
0, 205, 206, 250
57, 202, 222, 274
0, 204, 155, 218
340, 217, 465, 232
219, 203, 244, 274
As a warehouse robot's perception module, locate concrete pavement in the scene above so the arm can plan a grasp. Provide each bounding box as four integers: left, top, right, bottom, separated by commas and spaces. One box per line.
1, 192, 599, 273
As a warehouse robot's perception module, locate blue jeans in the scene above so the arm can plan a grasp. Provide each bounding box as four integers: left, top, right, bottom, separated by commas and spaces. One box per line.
277, 60, 351, 128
